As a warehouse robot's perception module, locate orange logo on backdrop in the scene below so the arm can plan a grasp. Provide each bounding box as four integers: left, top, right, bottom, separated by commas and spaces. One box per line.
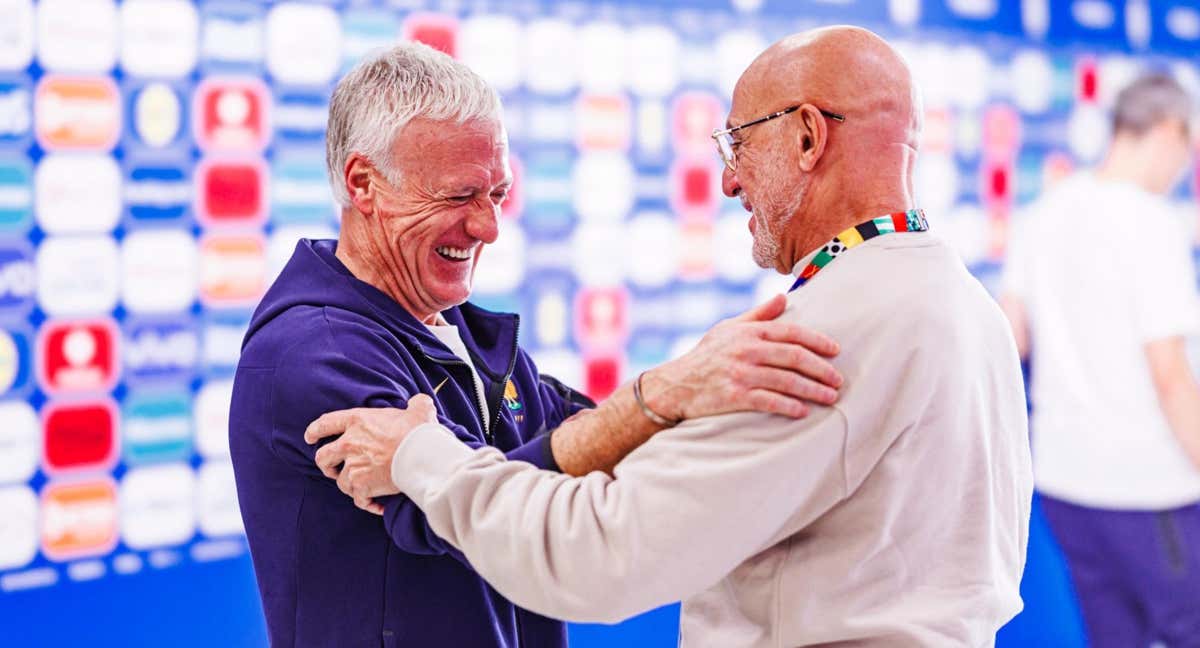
35, 76, 121, 151
199, 234, 267, 306
40, 480, 118, 561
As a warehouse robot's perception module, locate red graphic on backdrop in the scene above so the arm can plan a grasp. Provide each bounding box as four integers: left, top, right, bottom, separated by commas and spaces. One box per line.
194, 78, 269, 152
43, 401, 117, 473
403, 14, 458, 57
38, 320, 118, 394
197, 158, 266, 226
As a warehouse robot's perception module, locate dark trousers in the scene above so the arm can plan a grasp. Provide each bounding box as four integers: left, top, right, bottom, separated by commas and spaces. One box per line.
1041, 494, 1200, 647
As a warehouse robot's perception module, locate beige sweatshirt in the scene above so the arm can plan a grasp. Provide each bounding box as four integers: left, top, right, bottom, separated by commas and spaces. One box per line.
392, 233, 1034, 647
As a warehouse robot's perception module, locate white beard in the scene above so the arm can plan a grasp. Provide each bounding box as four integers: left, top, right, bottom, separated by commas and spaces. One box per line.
750, 175, 806, 270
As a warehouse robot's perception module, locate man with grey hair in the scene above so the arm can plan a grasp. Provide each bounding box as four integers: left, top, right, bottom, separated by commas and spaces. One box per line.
229, 42, 844, 646
308, 26, 1032, 646
1001, 73, 1200, 647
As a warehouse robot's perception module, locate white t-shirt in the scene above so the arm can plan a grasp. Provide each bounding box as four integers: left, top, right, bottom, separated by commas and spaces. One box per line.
427, 316, 490, 431
1003, 172, 1200, 510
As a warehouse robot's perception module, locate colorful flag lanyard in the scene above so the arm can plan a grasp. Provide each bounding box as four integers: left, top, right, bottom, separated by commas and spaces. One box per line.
789, 209, 929, 292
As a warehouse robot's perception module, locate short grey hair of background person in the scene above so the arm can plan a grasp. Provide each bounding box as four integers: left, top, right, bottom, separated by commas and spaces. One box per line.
1112, 73, 1194, 137
325, 41, 503, 208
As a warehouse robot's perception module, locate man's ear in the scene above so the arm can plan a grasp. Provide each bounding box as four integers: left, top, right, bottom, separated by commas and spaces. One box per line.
344, 154, 376, 216
795, 104, 829, 172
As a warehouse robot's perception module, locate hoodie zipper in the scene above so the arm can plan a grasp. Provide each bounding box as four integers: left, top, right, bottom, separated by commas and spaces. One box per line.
485, 316, 521, 446
418, 352, 493, 443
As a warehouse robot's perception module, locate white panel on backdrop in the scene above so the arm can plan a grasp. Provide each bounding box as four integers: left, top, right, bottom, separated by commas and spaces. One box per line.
572, 152, 634, 223
194, 380, 233, 459
120, 464, 196, 550
35, 155, 121, 234
36, 236, 120, 316
625, 213, 680, 288
36, 0, 119, 73
266, 3, 341, 86
120, 0, 200, 79
578, 22, 628, 94
628, 26, 680, 98
198, 461, 244, 538
522, 19, 577, 95
0, 0, 35, 71
121, 230, 199, 314
0, 401, 38, 485
0, 486, 37, 570
460, 15, 522, 93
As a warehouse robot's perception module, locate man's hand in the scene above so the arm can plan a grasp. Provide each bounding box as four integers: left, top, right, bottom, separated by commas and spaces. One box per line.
304, 394, 439, 515
643, 294, 842, 421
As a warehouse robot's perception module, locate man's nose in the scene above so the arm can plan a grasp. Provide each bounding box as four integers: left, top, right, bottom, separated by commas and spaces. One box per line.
722, 165, 742, 198
466, 203, 500, 244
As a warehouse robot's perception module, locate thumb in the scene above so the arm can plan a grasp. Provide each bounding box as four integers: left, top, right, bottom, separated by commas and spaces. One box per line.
409, 394, 437, 419
734, 293, 786, 323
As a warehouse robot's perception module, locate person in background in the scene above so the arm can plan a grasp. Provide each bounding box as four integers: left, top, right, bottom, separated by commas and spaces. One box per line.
309, 26, 1033, 646
228, 42, 844, 648
1000, 74, 1200, 647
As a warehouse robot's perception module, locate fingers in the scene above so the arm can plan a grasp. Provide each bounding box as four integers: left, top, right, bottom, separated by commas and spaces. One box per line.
314, 440, 348, 479
744, 366, 839, 407
742, 341, 843, 389
732, 294, 787, 323
304, 409, 358, 445
354, 494, 383, 516
744, 388, 811, 419
760, 322, 840, 358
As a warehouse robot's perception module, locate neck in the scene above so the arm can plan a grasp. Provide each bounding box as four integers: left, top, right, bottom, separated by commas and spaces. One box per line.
335, 209, 438, 325
779, 165, 915, 274
1095, 139, 1163, 195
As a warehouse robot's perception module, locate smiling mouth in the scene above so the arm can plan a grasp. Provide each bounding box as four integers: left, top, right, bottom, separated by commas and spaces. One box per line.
436, 246, 473, 261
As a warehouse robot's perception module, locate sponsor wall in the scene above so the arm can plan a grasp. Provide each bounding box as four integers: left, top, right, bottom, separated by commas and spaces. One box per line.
0, 0, 1197, 646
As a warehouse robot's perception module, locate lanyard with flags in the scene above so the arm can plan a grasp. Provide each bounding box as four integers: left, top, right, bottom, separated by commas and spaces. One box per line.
788, 209, 929, 292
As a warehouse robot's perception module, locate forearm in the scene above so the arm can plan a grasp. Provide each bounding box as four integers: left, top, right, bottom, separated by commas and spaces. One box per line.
550, 370, 674, 477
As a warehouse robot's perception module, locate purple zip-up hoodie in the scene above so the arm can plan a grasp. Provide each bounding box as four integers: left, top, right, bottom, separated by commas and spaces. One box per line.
229, 239, 592, 647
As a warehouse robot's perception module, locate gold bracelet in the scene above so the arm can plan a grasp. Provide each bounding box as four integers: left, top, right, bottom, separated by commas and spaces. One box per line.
633, 371, 680, 427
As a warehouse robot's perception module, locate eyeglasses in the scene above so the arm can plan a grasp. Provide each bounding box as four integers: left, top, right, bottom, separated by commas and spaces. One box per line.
711, 105, 846, 172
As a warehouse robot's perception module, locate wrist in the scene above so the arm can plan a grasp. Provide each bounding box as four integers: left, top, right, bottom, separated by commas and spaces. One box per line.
638, 366, 685, 423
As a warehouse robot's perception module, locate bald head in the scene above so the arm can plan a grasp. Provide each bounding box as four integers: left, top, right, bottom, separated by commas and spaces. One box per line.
723, 26, 921, 274
736, 25, 921, 151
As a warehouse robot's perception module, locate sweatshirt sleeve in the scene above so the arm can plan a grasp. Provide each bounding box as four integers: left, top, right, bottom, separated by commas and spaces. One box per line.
268, 317, 555, 564
391, 406, 852, 624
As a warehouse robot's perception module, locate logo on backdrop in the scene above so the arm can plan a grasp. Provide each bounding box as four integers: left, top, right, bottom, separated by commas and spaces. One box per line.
41, 400, 119, 474
0, 79, 32, 147
199, 234, 267, 307
123, 161, 192, 224
37, 319, 119, 395
123, 318, 199, 385
0, 159, 32, 233
35, 0, 118, 73
194, 77, 269, 152
122, 391, 192, 466
118, 0, 199, 79
40, 479, 119, 561
0, 243, 34, 317
196, 157, 267, 226
34, 76, 121, 152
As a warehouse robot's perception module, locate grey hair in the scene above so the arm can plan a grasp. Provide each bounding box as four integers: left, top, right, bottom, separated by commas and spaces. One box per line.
1111, 73, 1193, 136
326, 42, 502, 207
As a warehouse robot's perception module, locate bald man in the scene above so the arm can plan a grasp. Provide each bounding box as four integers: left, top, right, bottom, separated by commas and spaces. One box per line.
308, 26, 1033, 646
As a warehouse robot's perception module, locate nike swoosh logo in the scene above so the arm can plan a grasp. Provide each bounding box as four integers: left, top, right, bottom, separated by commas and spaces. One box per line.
433, 377, 449, 395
